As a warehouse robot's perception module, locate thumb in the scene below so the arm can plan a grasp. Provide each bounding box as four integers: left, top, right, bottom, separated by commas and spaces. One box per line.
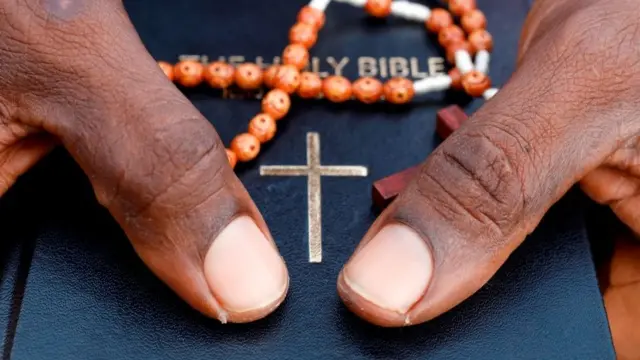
5, 0, 288, 323
337, 36, 640, 327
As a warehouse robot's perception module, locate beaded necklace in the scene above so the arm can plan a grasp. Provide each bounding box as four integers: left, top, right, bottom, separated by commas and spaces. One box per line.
157, 0, 497, 169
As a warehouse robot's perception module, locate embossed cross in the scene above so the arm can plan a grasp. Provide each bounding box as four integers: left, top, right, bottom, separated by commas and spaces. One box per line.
260, 132, 368, 263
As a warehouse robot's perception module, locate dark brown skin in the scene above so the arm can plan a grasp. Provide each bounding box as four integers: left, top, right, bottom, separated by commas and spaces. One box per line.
0, 0, 638, 341
0, 0, 274, 323
338, 0, 640, 327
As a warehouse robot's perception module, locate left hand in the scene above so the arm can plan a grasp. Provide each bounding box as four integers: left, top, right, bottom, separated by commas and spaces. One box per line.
0, 0, 289, 324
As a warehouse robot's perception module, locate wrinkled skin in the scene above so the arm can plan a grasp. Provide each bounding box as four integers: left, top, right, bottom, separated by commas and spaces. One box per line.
0, 0, 277, 323
0, 0, 639, 355
337, 0, 640, 329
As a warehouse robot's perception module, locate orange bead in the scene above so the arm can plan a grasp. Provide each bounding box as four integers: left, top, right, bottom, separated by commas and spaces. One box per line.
297, 72, 323, 99
158, 61, 174, 81
322, 76, 353, 103
225, 148, 238, 169
448, 68, 463, 90
461, 9, 486, 33
449, 0, 476, 17
469, 29, 493, 53
274, 65, 301, 94
446, 41, 472, 64
425, 8, 453, 33
234, 63, 263, 90
289, 23, 318, 49
174, 60, 204, 87
262, 89, 291, 120
462, 71, 491, 97
383, 78, 415, 104
353, 77, 384, 104
248, 113, 277, 143
283, 44, 309, 70
264, 65, 280, 88
203, 61, 235, 89
297, 6, 325, 30
231, 133, 261, 162
364, 0, 392, 18
438, 25, 465, 48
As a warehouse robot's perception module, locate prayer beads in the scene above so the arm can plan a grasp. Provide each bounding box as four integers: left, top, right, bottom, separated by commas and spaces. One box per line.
160, 0, 500, 169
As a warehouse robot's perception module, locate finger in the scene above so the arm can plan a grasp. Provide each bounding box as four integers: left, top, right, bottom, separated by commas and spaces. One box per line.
611, 197, 640, 236
603, 280, 640, 358
581, 167, 640, 206
14, 1, 288, 323
600, 235, 640, 358
338, 20, 640, 326
581, 166, 640, 235
0, 131, 57, 196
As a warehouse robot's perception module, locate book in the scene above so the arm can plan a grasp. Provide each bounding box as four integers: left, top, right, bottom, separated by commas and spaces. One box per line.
0, 0, 614, 358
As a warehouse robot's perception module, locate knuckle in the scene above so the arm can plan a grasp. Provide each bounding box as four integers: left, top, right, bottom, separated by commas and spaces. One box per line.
131, 142, 226, 218
417, 126, 529, 239
106, 114, 231, 221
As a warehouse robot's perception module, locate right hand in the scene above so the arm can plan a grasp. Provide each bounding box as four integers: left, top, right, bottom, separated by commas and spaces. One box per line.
337, 0, 640, 329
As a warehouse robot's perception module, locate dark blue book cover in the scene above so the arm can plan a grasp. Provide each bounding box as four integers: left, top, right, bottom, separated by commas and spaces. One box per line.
0, 0, 614, 359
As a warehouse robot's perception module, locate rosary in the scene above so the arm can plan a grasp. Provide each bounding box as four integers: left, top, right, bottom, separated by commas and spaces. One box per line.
157, 0, 496, 177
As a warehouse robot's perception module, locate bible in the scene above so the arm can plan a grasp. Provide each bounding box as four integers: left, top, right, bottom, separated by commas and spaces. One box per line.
0, 0, 614, 358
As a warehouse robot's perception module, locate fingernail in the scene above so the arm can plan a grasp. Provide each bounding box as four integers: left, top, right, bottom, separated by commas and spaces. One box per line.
204, 216, 288, 317
343, 224, 433, 314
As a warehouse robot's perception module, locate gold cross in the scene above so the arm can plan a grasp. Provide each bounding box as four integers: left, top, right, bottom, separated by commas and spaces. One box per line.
260, 132, 368, 263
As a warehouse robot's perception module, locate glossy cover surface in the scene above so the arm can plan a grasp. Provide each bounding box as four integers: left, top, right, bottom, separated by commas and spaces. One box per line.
0, 1, 614, 359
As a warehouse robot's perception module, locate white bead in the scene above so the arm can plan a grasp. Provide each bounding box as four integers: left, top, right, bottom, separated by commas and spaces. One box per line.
309, 0, 332, 11
475, 50, 490, 74
390, 2, 431, 22
332, 0, 366, 7
483, 88, 498, 100
413, 75, 453, 95
454, 50, 474, 75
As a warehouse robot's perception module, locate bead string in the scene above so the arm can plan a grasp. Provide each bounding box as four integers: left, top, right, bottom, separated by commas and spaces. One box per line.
157, 0, 499, 169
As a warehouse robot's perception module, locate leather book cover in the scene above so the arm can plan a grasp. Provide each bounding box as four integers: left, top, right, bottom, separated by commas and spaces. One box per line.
0, 0, 615, 358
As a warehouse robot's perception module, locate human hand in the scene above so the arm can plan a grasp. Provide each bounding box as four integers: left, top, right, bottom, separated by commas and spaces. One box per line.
599, 233, 640, 359
3, 0, 637, 331
0, 0, 289, 323
338, 0, 640, 327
